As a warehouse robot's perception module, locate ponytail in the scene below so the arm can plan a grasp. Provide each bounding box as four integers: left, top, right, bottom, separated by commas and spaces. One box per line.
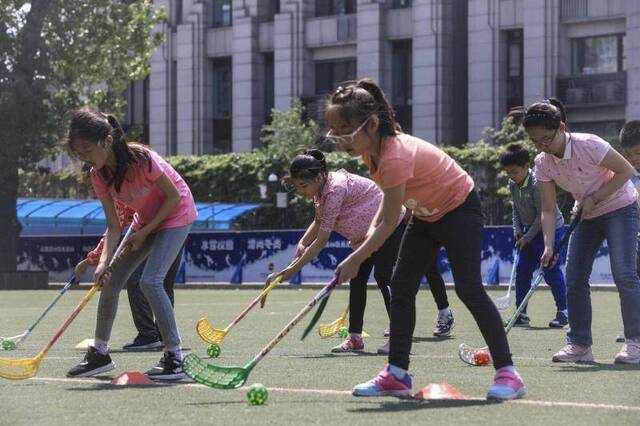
287, 149, 328, 181
325, 78, 401, 138
523, 97, 567, 131
65, 108, 150, 192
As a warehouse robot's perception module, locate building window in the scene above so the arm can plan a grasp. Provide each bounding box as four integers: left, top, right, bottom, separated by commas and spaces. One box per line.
391, 0, 412, 8
391, 40, 412, 133
172, 0, 183, 26
212, 58, 232, 152
212, 0, 232, 28
505, 29, 523, 112
316, 0, 356, 17
264, 53, 275, 124
570, 121, 625, 140
123, 79, 149, 144
315, 59, 356, 95
571, 34, 624, 75
261, 0, 280, 22
171, 60, 177, 154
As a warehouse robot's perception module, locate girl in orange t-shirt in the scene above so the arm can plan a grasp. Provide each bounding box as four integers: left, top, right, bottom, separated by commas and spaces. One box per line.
326, 78, 524, 401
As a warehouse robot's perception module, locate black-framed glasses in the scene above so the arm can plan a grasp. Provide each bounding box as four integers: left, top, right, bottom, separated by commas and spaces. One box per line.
529, 129, 558, 146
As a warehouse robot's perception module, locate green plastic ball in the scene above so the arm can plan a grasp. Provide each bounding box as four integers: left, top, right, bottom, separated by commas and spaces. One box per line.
337, 327, 348, 338
247, 383, 268, 405
207, 343, 221, 358
1, 340, 17, 351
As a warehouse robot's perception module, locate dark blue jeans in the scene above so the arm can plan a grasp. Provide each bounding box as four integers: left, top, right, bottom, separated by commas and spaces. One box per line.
565, 203, 640, 346
515, 227, 567, 312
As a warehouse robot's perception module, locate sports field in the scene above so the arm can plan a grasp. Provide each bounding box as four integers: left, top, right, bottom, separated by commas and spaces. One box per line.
1, 287, 638, 425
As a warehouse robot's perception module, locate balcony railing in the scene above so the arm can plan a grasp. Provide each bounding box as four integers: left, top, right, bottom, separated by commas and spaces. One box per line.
560, 0, 587, 21
556, 72, 626, 108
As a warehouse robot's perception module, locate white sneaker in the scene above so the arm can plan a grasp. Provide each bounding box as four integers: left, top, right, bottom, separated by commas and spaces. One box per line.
614, 338, 640, 364
377, 340, 389, 355
552, 344, 594, 363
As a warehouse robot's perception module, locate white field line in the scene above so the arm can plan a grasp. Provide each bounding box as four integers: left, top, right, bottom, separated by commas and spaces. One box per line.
25, 377, 640, 412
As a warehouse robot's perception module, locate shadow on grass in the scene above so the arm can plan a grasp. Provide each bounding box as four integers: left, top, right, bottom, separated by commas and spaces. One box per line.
295, 352, 382, 359
554, 362, 640, 372
347, 398, 500, 412
65, 376, 196, 391
523, 326, 560, 331
186, 401, 247, 406
412, 336, 454, 343
106, 347, 192, 354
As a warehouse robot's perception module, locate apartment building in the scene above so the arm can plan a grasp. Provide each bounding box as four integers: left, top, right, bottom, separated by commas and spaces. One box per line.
121, 0, 640, 156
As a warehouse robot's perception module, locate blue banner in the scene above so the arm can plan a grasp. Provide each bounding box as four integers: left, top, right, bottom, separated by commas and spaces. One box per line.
17, 226, 612, 284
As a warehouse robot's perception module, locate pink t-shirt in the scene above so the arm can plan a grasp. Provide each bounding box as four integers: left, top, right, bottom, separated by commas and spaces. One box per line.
362, 134, 475, 223
535, 132, 637, 220
92, 149, 197, 231
314, 170, 405, 248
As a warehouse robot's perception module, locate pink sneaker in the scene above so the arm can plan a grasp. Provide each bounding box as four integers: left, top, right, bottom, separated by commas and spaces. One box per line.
331, 335, 364, 353
486, 367, 526, 400
352, 365, 413, 397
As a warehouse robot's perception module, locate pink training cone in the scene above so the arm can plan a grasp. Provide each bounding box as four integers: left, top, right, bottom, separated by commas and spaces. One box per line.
110, 371, 155, 386
412, 383, 467, 400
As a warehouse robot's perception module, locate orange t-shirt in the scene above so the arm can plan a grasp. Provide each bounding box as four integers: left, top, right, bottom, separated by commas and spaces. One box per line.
362, 134, 474, 223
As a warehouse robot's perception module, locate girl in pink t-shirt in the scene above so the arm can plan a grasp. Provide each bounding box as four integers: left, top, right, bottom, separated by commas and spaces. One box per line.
271, 149, 407, 354
526, 99, 640, 364
64, 108, 197, 380
325, 78, 524, 400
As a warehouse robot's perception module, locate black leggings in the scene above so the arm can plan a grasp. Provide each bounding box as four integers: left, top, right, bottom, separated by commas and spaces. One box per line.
388, 191, 513, 370
424, 257, 449, 310
348, 223, 405, 334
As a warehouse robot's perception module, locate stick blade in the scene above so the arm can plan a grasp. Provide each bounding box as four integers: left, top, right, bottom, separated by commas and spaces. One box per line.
182, 353, 248, 389
196, 318, 227, 345
318, 316, 345, 338
0, 354, 41, 380
301, 296, 330, 341
491, 296, 510, 310
458, 343, 491, 367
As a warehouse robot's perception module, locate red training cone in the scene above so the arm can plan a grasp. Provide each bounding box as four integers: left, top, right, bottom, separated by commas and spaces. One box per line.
412, 383, 467, 400
110, 371, 155, 386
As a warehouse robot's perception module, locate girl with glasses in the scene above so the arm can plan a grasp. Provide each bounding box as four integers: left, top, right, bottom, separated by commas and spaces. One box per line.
327, 78, 525, 400
526, 98, 640, 364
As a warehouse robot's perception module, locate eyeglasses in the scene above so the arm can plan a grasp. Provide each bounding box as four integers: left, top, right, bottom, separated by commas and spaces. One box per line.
529, 129, 558, 146
325, 117, 371, 145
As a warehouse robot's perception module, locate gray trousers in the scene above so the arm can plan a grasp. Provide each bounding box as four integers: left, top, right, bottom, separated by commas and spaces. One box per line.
95, 225, 191, 348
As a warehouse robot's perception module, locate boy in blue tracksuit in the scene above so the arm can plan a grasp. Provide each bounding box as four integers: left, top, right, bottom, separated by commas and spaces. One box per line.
500, 143, 569, 327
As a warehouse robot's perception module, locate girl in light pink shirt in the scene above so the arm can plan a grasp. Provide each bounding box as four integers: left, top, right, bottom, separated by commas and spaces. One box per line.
325, 78, 524, 400
271, 149, 407, 354
526, 99, 640, 364
64, 108, 197, 380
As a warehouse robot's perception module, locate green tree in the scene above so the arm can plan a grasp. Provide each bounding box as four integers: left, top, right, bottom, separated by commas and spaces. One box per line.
260, 98, 320, 160
0, 0, 165, 271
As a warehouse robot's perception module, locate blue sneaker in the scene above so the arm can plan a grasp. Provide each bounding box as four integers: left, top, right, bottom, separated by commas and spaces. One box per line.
433, 310, 455, 337
352, 365, 412, 397
487, 367, 526, 400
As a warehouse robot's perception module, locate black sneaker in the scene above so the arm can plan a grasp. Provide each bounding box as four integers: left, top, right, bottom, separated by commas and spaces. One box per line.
433, 310, 455, 337
122, 334, 163, 350
616, 335, 626, 343
513, 313, 530, 327
67, 346, 115, 377
145, 351, 186, 381
548, 311, 568, 328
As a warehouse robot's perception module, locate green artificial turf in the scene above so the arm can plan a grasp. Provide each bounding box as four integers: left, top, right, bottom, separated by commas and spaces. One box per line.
1, 287, 638, 425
